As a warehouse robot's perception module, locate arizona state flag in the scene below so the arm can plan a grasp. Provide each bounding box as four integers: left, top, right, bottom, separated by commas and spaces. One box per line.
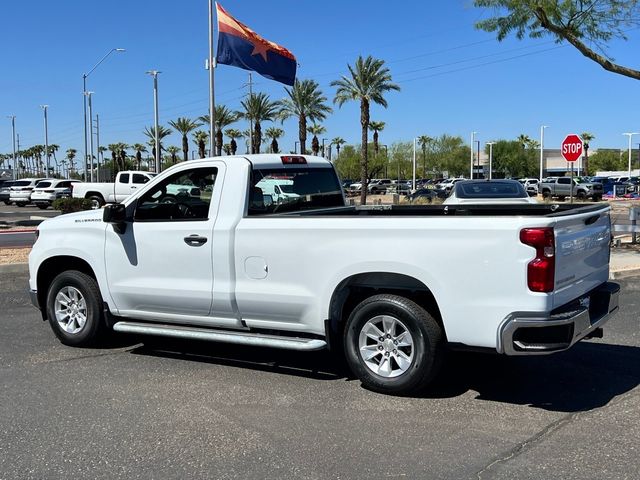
216, 3, 297, 86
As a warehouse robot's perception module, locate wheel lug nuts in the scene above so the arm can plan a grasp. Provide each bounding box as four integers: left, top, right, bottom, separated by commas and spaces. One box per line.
386, 334, 391, 339
393, 340, 398, 345
379, 336, 384, 341
378, 345, 383, 350
393, 349, 397, 354
385, 352, 390, 357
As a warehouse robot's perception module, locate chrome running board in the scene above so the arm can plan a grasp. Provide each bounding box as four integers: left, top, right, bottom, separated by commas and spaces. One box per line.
113, 321, 327, 351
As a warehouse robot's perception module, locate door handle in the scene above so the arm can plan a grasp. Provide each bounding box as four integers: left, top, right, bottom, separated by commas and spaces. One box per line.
184, 234, 208, 246
131, 186, 137, 189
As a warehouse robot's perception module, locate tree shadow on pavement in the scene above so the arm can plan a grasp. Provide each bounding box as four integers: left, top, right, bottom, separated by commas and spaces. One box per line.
426, 341, 640, 412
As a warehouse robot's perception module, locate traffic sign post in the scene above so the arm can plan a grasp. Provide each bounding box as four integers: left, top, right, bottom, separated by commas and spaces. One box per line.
561, 134, 584, 204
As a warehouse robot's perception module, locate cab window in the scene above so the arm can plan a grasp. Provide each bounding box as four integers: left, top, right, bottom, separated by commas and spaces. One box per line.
134, 167, 217, 221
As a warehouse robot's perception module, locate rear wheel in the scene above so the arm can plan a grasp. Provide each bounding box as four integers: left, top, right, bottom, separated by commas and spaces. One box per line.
16, 202, 26, 207
344, 294, 444, 395
593, 194, 603, 202
576, 191, 586, 200
88, 195, 105, 209
46, 270, 105, 347
37, 204, 49, 210
542, 190, 551, 199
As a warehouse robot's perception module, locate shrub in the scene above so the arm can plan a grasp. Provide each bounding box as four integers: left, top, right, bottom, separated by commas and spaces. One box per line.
52, 197, 93, 214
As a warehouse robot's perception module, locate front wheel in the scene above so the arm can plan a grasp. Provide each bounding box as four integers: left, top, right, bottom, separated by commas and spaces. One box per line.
16, 202, 26, 207
37, 204, 49, 210
46, 270, 105, 347
344, 294, 444, 395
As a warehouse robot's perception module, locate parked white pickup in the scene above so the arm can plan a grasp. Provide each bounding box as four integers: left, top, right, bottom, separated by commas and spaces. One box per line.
72, 171, 156, 208
30, 154, 620, 395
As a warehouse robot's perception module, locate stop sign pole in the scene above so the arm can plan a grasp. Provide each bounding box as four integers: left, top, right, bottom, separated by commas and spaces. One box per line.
561, 134, 584, 204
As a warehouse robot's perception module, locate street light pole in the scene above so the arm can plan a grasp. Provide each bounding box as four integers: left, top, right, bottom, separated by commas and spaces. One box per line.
540, 125, 548, 182
470, 131, 477, 179
40, 105, 49, 177
86, 93, 95, 181
623, 132, 640, 177
82, 48, 125, 183
147, 70, 161, 173
95, 114, 101, 182
486, 142, 496, 180
8, 116, 16, 180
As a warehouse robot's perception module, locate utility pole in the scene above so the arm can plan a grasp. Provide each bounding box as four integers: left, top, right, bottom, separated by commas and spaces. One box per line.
40, 105, 50, 177
623, 133, 639, 177
208, 0, 215, 158
147, 71, 161, 173
8, 116, 16, 180
412, 137, 417, 191
95, 114, 101, 182
86, 93, 95, 182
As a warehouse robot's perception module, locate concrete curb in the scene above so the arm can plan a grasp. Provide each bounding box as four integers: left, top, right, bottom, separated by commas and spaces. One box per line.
0, 263, 28, 274
610, 268, 640, 280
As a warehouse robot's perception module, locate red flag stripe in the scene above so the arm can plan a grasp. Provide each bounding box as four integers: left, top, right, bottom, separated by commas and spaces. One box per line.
216, 3, 296, 61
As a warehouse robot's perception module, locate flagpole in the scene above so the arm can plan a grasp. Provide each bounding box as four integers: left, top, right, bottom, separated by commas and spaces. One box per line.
208, 0, 216, 157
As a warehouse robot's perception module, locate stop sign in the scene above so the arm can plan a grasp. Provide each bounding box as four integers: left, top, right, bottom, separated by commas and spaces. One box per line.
561, 134, 583, 162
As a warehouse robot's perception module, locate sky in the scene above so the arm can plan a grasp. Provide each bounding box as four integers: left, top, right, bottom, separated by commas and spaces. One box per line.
1, 0, 640, 162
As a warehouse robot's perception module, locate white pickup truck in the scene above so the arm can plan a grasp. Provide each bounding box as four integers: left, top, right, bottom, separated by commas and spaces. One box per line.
29, 155, 620, 395
72, 171, 156, 208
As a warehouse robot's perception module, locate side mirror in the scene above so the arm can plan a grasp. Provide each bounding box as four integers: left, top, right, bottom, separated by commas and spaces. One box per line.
103, 203, 129, 234
103, 203, 127, 223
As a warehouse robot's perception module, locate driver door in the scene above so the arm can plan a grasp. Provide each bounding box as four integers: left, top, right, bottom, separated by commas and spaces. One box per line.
104, 163, 227, 321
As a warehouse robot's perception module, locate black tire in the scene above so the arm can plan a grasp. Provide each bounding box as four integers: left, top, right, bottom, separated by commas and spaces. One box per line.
558, 196, 566, 201
3, 201, 10, 205
542, 190, 551, 199
37, 204, 49, 210
593, 194, 602, 202
46, 270, 105, 347
576, 191, 586, 200
16, 202, 25, 207
344, 294, 444, 395
88, 195, 105, 209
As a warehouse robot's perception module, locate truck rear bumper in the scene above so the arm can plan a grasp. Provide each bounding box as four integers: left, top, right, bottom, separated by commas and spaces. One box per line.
498, 282, 620, 355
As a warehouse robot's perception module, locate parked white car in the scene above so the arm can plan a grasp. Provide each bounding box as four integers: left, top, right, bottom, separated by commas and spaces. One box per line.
9, 178, 48, 207
31, 179, 82, 209
255, 177, 300, 204
29, 154, 619, 395
443, 180, 539, 205
437, 177, 465, 191
518, 178, 539, 196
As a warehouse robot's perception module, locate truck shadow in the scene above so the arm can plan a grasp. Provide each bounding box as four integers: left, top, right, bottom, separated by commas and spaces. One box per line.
427, 341, 640, 412
130, 338, 640, 413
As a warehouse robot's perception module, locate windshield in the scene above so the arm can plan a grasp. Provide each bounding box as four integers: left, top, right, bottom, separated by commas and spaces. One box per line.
249, 167, 343, 215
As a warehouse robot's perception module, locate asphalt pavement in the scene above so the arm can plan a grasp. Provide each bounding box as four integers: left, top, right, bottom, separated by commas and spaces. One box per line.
0, 271, 638, 479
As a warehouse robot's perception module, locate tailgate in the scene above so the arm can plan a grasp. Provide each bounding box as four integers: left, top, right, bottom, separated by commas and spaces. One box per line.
552, 207, 611, 308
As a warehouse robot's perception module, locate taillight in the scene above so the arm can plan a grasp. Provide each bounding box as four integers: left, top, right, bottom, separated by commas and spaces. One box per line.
281, 155, 307, 164
520, 227, 555, 293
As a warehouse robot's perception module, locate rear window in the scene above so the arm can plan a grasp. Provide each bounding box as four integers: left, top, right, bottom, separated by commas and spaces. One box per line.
248, 167, 343, 215
119, 174, 130, 183
457, 182, 527, 199
13, 181, 32, 187
133, 174, 150, 184
36, 181, 52, 188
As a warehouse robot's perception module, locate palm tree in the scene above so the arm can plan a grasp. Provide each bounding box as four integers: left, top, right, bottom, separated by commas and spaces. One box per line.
166, 146, 180, 165
168, 117, 201, 162
331, 55, 400, 204
225, 128, 243, 155
265, 127, 284, 153
131, 143, 147, 170
200, 106, 239, 156
65, 148, 77, 177
417, 135, 433, 177
580, 132, 595, 176
143, 125, 172, 160
279, 79, 332, 155
369, 121, 385, 155
307, 124, 326, 156
517, 134, 531, 149
46, 144, 59, 176
240, 92, 280, 154
331, 137, 346, 161
192, 130, 209, 159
